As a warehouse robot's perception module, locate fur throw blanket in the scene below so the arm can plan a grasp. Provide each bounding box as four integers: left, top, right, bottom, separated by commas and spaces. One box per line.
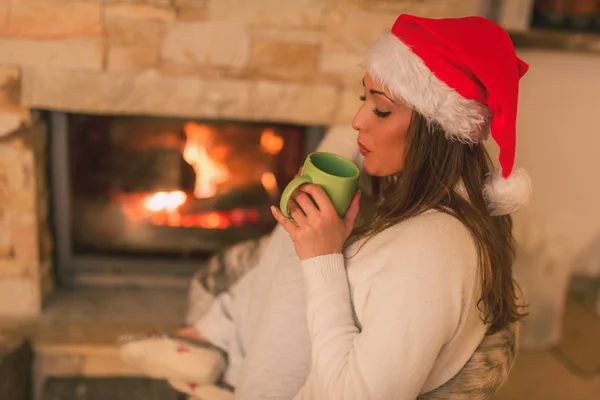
187, 236, 517, 399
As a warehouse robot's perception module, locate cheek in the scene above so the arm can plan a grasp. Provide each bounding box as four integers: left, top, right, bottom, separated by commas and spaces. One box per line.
369, 120, 409, 175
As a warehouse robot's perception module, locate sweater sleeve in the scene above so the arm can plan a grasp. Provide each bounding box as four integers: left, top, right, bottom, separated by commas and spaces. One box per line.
297, 225, 469, 400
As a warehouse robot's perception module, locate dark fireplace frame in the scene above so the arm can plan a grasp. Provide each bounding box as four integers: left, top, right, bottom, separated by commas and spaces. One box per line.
48, 112, 325, 287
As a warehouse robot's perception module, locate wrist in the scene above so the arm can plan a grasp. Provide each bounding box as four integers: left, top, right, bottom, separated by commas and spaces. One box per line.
301, 253, 346, 281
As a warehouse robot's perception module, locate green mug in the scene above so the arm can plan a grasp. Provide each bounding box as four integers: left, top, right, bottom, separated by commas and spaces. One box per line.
279, 152, 360, 218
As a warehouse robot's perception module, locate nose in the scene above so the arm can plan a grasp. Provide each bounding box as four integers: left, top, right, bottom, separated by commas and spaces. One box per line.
351, 115, 360, 132
351, 106, 364, 132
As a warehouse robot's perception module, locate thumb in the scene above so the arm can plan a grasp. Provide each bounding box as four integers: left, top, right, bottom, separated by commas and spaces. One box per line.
344, 191, 361, 234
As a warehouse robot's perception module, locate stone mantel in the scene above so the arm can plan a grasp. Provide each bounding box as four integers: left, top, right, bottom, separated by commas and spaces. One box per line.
21, 69, 343, 126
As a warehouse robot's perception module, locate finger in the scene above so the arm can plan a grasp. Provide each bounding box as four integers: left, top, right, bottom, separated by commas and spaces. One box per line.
292, 191, 319, 218
299, 185, 336, 215
289, 200, 308, 226
344, 191, 361, 229
271, 206, 298, 233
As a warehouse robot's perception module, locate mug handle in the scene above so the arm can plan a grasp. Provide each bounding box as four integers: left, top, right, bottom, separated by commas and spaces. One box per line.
279, 175, 313, 218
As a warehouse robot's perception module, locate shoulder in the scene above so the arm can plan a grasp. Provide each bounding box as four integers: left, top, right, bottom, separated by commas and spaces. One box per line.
350, 211, 480, 335
353, 210, 479, 284
366, 210, 476, 257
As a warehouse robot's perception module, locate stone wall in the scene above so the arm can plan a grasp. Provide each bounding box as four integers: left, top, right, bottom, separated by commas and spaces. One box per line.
0, 0, 483, 130
0, 0, 483, 317
0, 120, 53, 316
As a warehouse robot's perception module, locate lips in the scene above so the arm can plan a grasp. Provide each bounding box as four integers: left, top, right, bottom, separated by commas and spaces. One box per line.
358, 142, 370, 156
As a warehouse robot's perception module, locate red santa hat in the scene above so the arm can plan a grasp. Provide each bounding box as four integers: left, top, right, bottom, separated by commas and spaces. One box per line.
364, 14, 532, 216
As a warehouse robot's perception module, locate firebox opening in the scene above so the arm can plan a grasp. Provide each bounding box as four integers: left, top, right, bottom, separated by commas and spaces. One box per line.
49, 112, 324, 281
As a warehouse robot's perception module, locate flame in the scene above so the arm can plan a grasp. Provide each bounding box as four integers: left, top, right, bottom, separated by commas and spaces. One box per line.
260, 129, 284, 155
261, 172, 278, 198
119, 122, 284, 231
183, 123, 230, 199
144, 191, 187, 212
121, 191, 263, 230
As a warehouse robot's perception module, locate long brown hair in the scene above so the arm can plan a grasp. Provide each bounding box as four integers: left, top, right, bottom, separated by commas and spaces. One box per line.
349, 113, 525, 334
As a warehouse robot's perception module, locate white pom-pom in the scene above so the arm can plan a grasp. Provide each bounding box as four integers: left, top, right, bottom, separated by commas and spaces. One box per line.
483, 168, 532, 216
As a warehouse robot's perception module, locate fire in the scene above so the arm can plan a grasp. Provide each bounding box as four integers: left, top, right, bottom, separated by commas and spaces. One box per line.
260, 129, 284, 155
144, 191, 187, 212
183, 122, 230, 199
119, 122, 285, 231
261, 172, 278, 198
120, 190, 263, 230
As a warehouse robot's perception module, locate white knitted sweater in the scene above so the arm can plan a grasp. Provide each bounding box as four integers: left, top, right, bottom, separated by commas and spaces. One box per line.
194, 127, 487, 399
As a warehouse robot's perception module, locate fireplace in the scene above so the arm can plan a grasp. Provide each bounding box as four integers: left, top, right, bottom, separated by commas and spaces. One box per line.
49, 112, 324, 285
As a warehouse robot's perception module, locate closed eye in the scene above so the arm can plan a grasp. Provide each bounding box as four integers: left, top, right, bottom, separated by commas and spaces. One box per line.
359, 95, 391, 118
373, 109, 391, 118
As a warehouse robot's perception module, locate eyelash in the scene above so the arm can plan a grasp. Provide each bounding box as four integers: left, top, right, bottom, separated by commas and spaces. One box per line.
359, 95, 391, 118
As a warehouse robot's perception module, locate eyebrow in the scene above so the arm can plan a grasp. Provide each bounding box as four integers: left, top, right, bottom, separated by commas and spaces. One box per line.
362, 77, 396, 104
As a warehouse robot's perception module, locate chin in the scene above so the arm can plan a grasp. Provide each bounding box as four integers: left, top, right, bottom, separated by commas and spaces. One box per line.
363, 159, 383, 177
363, 157, 403, 177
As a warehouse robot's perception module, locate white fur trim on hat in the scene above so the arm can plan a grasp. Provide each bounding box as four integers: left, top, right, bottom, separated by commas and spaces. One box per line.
364, 32, 490, 143
483, 168, 532, 216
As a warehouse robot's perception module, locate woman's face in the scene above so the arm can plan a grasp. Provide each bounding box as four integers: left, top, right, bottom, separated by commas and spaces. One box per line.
351, 74, 413, 177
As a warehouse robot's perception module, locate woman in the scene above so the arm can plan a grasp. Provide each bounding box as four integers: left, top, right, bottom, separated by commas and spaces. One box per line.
120, 14, 530, 399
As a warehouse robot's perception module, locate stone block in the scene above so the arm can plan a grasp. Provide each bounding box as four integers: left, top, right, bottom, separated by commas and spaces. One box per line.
208, 0, 326, 27
162, 21, 250, 68
322, 10, 397, 53
250, 81, 338, 125
197, 78, 252, 119
105, 16, 166, 71
175, 0, 208, 21
105, 3, 176, 21
0, 0, 102, 39
361, 0, 481, 17
333, 85, 363, 125
175, 0, 207, 7
0, 111, 30, 138
250, 26, 323, 45
0, 138, 37, 220
21, 68, 340, 125
0, 66, 30, 137
249, 40, 319, 72
319, 52, 363, 77
0, 122, 46, 285
0, 38, 103, 71
0, 66, 20, 107
0, 277, 41, 316
106, 18, 166, 47
12, 223, 39, 265
0, 214, 10, 259
107, 47, 160, 71
21, 69, 112, 112
106, 0, 172, 7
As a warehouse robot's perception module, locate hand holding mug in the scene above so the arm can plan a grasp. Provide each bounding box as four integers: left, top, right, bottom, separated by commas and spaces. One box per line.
271, 152, 361, 260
